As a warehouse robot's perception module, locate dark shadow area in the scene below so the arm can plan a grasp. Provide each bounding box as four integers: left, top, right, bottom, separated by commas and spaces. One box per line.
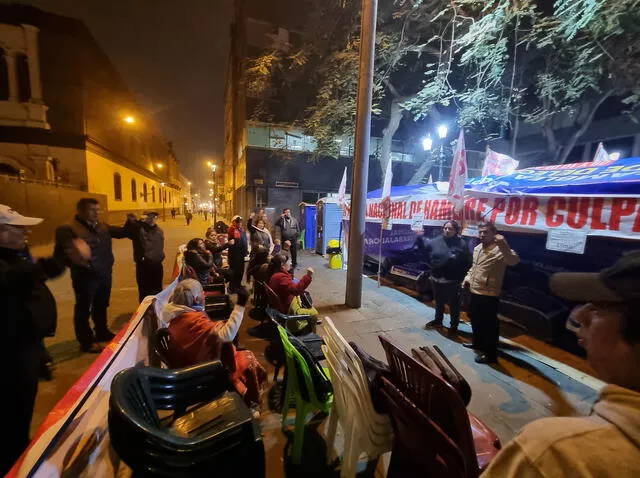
111, 312, 135, 332
47, 340, 83, 364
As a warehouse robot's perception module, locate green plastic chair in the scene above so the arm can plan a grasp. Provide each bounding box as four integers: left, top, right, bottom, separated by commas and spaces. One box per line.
299, 229, 306, 250
277, 325, 333, 464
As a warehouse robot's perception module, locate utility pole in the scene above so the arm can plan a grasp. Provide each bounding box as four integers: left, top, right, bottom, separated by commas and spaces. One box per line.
345, 0, 377, 308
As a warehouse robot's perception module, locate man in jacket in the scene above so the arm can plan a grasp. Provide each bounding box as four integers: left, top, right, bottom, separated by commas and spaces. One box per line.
275, 208, 300, 268
483, 251, 640, 477
462, 221, 519, 363
55, 198, 128, 353
124, 211, 165, 302
0, 205, 90, 475
227, 215, 248, 292
424, 220, 472, 334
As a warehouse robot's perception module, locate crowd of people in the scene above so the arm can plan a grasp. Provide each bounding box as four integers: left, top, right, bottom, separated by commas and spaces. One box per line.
4, 196, 638, 477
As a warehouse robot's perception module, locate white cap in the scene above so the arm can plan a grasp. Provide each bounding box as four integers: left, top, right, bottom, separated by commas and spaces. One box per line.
0, 205, 43, 226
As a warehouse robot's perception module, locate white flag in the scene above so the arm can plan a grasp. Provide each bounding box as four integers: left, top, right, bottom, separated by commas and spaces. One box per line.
482, 147, 519, 177
381, 158, 393, 230
337, 167, 347, 207
593, 142, 609, 164
447, 131, 467, 213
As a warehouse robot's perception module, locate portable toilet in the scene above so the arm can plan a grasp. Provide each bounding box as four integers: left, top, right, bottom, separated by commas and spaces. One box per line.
316, 197, 342, 256
298, 202, 317, 250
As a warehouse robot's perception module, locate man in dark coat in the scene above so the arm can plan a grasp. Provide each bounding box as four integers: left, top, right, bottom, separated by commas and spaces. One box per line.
55, 198, 128, 353
424, 220, 472, 334
0, 205, 90, 475
275, 208, 300, 268
124, 211, 165, 302
227, 215, 248, 292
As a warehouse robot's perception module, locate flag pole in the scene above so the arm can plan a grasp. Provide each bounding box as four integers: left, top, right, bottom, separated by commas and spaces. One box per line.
377, 222, 384, 287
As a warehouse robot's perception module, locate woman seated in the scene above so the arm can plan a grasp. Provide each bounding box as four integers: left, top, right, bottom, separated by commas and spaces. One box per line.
162, 280, 267, 406
267, 253, 318, 322
204, 226, 230, 269
183, 238, 215, 284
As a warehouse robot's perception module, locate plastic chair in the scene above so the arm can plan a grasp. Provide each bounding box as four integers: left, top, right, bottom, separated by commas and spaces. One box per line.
321, 317, 393, 477
108, 362, 265, 477
379, 335, 501, 477
299, 229, 306, 250
380, 376, 466, 478
277, 324, 333, 465
154, 327, 172, 367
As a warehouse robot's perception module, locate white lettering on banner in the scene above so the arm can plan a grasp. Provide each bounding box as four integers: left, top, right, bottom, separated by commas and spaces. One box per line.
546, 229, 588, 254
411, 213, 425, 232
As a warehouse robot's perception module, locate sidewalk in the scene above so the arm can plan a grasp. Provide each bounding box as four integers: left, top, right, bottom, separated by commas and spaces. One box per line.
291, 251, 599, 443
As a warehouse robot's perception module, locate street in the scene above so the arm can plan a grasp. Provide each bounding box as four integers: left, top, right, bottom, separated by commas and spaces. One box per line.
29, 213, 216, 435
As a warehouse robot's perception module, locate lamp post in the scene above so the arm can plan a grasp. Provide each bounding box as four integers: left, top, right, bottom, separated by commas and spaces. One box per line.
206, 161, 218, 225
422, 124, 448, 181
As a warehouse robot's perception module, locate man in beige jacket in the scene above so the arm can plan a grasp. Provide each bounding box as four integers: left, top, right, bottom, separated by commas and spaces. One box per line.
483, 251, 640, 477
463, 222, 519, 363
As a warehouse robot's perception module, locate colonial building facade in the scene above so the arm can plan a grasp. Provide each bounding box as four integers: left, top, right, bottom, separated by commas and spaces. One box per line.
0, 5, 185, 215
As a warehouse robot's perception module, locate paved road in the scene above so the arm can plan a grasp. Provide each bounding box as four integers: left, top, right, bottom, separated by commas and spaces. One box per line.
30, 213, 217, 435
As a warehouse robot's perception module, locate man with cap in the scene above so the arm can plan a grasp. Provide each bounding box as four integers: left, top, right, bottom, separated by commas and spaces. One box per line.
227, 215, 248, 292
55, 198, 129, 353
0, 205, 90, 475
483, 251, 640, 477
124, 211, 165, 302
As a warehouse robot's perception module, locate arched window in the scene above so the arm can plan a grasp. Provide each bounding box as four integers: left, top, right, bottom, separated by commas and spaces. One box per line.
0, 49, 9, 101
143, 183, 148, 202
131, 178, 137, 201
151, 185, 156, 202
113, 172, 122, 201
16, 53, 31, 103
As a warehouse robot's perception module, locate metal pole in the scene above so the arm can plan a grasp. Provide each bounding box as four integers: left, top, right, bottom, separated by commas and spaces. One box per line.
438, 144, 444, 182
345, 0, 377, 308
162, 188, 166, 222
213, 169, 217, 225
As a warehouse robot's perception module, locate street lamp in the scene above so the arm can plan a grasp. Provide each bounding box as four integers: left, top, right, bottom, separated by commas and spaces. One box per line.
124, 115, 135, 124
421, 125, 449, 181
160, 182, 166, 221
422, 136, 433, 151
205, 161, 218, 225
156, 162, 164, 169
438, 125, 448, 140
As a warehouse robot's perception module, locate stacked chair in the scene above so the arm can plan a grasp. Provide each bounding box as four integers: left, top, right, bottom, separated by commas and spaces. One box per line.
321, 317, 393, 478
109, 362, 265, 477
379, 336, 502, 477
276, 324, 333, 465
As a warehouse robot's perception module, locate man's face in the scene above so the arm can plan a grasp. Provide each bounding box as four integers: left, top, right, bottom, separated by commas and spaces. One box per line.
443, 223, 456, 238
478, 226, 494, 245
0, 225, 28, 250
144, 215, 157, 226
78, 203, 100, 223
571, 303, 635, 384
283, 209, 290, 219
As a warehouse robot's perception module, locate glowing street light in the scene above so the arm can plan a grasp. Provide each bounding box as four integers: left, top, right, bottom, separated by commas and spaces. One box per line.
156, 163, 164, 169
437, 125, 448, 140
207, 180, 214, 185
422, 136, 433, 151
187, 181, 192, 186
124, 115, 136, 124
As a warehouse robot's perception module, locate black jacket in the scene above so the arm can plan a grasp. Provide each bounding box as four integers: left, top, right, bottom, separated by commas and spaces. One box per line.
184, 250, 214, 284
425, 235, 472, 282
0, 247, 65, 346
125, 219, 165, 263
204, 239, 228, 268
55, 217, 127, 277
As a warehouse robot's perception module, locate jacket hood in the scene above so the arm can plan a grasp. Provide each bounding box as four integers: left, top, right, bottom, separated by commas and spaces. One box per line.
594, 384, 640, 449
161, 303, 195, 324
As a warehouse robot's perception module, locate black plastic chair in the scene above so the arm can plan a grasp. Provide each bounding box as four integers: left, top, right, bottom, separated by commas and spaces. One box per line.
154, 327, 172, 368
109, 362, 265, 477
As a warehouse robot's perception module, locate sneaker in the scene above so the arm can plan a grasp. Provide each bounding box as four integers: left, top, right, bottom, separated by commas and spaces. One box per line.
424, 319, 443, 329
474, 354, 497, 364
80, 343, 104, 354
94, 330, 115, 343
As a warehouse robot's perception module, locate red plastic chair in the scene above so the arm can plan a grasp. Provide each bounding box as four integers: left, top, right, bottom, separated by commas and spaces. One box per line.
379, 335, 501, 477
380, 376, 466, 478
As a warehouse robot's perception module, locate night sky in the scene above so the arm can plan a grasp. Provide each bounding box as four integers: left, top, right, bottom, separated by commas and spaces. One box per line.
13, 0, 233, 192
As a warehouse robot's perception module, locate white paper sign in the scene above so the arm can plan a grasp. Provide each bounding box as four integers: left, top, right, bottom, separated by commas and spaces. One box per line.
546, 229, 588, 255
411, 213, 425, 232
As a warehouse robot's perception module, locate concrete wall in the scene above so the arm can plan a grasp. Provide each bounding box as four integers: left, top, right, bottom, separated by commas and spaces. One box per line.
0, 177, 105, 246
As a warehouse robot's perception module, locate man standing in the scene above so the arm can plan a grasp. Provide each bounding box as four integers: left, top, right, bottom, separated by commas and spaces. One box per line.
55, 198, 128, 353
124, 211, 165, 302
227, 215, 248, 292
204, 209, 209, 221
185, 210, 193, 225
0, 205, 90, 475
171, 207, 176, 219
276, 208, 300, 268
424, 220, 472, 335
462, 221, 519, 363
483, 252, 640, 477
